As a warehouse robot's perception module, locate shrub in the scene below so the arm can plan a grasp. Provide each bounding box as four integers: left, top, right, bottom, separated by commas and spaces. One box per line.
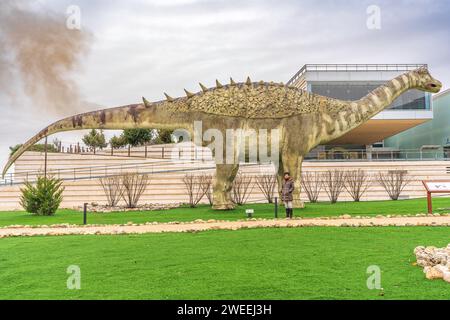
322, 170, 346, 204
99, 176, 124, 207
377, 170, 410, 200
301, 172, 322, 203
20, 176, 64, 216
183, 173, 208, 208
199, 173, 213, 206
232, 172, 254, 205
345, 169, 371, 202
121, 172, 150, 208
255, 173, 277, 203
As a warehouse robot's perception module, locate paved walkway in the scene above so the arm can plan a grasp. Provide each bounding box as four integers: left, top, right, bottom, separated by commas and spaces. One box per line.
0, 215, 449, 238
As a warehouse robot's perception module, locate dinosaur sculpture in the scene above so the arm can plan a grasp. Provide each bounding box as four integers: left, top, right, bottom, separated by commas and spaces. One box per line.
2, 67, 441, 209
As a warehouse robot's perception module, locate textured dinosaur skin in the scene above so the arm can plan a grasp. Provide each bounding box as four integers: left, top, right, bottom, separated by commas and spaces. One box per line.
3, 68, 442, 210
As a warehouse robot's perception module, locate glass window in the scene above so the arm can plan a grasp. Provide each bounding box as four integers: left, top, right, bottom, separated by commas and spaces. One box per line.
309, 81, 428, 110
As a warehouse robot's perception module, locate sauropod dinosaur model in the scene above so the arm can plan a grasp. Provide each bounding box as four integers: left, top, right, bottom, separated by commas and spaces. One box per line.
3, 67, 442, 209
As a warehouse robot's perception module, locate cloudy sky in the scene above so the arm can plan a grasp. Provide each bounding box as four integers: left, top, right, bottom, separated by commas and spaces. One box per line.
1, 0, 450, 172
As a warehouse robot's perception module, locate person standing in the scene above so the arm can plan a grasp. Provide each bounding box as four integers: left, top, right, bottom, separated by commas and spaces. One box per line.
281, 172, 294, 218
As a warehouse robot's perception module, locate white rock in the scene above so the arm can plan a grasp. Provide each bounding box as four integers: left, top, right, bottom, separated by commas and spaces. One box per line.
443, 271, 450, 283
415, 244, 450, 283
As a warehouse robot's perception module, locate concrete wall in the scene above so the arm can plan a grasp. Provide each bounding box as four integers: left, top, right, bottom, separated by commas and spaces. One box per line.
1, 146, 449, 210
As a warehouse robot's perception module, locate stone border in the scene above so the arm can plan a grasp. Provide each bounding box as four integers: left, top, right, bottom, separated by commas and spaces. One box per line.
0, 215, 449, 239
75, 202, 183, 213
1, 212, 448, 230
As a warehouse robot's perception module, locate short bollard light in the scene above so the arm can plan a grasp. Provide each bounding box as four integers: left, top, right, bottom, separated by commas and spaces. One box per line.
246, 209, 254, 218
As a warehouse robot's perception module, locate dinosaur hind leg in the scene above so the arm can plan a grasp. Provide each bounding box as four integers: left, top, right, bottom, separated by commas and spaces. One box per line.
278, 152, 305, 209
212, 163, 239, 210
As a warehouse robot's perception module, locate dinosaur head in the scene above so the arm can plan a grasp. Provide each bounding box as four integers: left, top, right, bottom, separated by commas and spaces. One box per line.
411, 67, 442, 93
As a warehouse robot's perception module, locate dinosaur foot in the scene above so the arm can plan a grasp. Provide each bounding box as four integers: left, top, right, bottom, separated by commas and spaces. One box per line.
212, 202, 236, 210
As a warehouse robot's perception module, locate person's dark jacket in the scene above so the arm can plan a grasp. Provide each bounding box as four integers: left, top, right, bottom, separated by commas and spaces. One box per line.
281, 178, 294, 202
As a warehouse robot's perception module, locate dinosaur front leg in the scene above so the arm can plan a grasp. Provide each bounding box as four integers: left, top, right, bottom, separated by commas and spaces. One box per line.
212, 163, 239, 210
276, 159, 285, 201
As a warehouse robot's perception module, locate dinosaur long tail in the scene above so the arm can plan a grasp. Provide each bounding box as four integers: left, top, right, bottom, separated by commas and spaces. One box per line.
2, 103, 144, 178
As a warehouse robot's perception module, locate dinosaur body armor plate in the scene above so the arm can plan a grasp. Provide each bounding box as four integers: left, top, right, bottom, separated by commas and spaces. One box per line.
164, 83, 339, 119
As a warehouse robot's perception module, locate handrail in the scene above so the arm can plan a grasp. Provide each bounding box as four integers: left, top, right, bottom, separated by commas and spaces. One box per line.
12, 158, 180, 176
0, 161, 264, 187
1, 157, 215, 186
287, 63, 428, 85
2, 147, 448, 186
305, 148, 447, 162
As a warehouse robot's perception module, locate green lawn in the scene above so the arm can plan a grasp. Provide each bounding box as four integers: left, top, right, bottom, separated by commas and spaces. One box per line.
0, 197, 449, 228
0, 227, 449, 299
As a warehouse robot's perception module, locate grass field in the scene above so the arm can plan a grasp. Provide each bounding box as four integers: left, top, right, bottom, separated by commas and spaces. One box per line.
0, 227, 449, 300
0, 197, 449, 228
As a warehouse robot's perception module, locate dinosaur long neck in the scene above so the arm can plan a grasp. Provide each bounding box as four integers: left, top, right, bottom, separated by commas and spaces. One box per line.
319, 72, 412, 144
357, 72, 412, 119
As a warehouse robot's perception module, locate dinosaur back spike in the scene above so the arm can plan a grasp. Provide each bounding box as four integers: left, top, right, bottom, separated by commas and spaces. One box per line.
199, 83, 208, 92
216, 79, 223, 89
142, 97, 152, 107
164, 93, 174, 102
246, 77, 252, 86
230, 77, 236, 86
184, 89, 195, 98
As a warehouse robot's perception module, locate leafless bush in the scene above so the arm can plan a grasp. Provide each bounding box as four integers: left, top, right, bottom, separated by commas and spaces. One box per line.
232, 172, 254, 205
344, 169, 371, 202
99, 175, 124, 207
377, 170, 410, 200
322, 170, 346, 204
255, 174, 277, 203
121, 172, 150, 208
199, 173, 213, 206
183, 173, 208, 208
301, 172, 322, 203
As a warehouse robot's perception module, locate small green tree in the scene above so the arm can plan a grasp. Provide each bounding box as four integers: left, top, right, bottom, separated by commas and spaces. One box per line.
109, 135, 127, 149
154, 129, 173, 144
122, 128, 153, 146
82, 129, 107, 154
9, 144, 21, 156
20, 176, 64, 216
9, 144, 58, 156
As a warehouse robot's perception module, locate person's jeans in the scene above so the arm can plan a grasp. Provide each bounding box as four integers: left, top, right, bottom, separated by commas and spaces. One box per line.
284, 201, 293, 209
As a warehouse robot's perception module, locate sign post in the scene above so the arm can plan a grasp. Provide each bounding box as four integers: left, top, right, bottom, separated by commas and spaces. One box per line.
422, 181, 450, 214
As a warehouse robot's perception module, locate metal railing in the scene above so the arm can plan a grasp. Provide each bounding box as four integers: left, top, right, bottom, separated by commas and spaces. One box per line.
1, 157, 219, 186
287, 63, 427, 85
2, 146, 448, 187
0, 157, 267, 187
304, 148, 448, 162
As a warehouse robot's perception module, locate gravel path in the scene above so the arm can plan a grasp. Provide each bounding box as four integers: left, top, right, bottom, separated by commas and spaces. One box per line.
0, 215, 449, 238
